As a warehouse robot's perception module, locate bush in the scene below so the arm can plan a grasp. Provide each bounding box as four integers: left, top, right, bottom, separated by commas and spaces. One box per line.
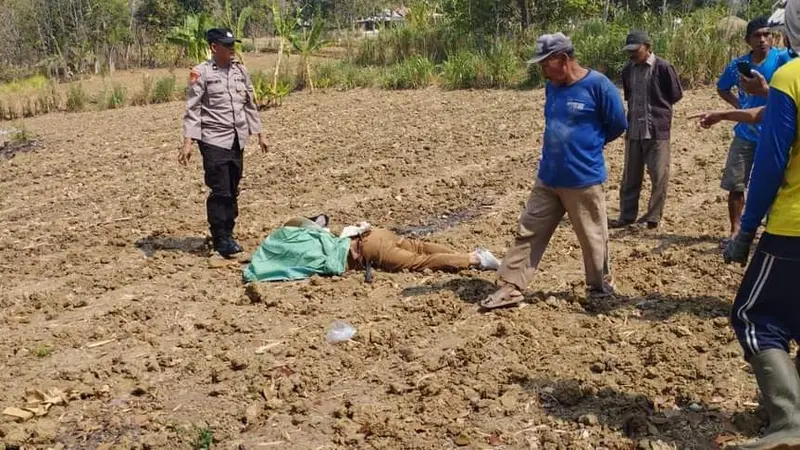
249, 70, 295, 109
381, 56, 435, 90
440, 48, 520, 90
132, 75, 154, 106
66, 84, 88, 112
153, 76, 177, 103
241, 41, 256, 53
106, 85, 126, 109
312, 61, 378, 90
440, 51, 478, 90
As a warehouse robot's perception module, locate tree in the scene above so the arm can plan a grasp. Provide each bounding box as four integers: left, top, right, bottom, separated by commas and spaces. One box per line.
270, 0, 297, 91
290, 14, 327, 92
221, 0, 253, 58
167, 13, 216, 64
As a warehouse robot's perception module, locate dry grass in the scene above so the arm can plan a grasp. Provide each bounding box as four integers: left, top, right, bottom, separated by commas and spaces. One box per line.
0, 51, 336, 121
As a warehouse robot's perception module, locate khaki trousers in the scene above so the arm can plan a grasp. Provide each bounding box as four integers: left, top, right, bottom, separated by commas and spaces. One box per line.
619, 139, 670, 223
357, 228, 471, 272
498, 179, 610, 290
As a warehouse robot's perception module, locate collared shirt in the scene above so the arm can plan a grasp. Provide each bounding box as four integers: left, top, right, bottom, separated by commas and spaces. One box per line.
740, 57, 800, 236
627, 52, 656, 140
182, 58, 262, 150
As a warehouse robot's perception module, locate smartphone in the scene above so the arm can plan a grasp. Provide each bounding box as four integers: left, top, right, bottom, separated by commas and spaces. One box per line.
737, 61, 754, 78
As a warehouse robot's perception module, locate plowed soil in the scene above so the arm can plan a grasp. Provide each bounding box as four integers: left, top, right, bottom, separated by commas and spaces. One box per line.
0, 87, 777, 450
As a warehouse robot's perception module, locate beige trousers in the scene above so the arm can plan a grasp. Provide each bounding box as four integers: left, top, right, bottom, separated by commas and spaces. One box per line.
356, 228, 471, 272
498, 179, 610, 290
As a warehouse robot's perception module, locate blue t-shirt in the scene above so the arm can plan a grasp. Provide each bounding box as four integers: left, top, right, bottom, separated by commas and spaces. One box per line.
717, 48, 793, 143
538, 70, 627, 188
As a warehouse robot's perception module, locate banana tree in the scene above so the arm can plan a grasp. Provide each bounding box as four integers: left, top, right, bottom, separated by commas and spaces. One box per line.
222, 0, 253, 60
167, 13, 216, 64
290, 15, 327, 92
270, 0, 297, 91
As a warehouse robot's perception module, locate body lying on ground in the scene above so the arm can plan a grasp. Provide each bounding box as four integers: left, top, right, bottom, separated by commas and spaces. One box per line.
242, 216, 501, 283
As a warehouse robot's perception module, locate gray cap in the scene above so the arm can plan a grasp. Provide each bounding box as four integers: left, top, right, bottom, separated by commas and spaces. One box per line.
624, 30, 651, 51
527, 32, 574, 64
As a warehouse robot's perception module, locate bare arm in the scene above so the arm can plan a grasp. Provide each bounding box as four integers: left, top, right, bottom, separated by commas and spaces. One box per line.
717, 88, 740, 109
688, 106, 765, 128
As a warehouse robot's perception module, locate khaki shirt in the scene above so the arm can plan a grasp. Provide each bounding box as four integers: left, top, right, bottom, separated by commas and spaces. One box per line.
628, 52, 656, 140
182, 58, 262, 150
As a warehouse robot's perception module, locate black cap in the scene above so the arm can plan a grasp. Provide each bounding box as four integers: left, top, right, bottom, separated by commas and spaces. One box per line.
206, 28, 241, 45
624, 30, 651, 51
746, 16, 769, 39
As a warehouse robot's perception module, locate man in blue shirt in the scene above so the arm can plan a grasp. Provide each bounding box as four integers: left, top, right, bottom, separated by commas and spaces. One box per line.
481, 33, 627, 309
717, 16, 792, 248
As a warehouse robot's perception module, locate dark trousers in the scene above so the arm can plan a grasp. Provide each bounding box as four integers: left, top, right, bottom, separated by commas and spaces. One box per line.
199, 139, 243, 237
619, 139, 670, 224
731, 233, 800, 361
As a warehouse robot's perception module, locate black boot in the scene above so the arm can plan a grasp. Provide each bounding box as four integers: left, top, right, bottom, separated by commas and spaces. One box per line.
210, 226, 241, 258
224, 220, 243, 255
732, 349, 800, 449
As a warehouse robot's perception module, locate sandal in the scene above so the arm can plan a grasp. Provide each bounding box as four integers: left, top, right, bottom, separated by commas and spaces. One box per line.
480, 284, 525, 309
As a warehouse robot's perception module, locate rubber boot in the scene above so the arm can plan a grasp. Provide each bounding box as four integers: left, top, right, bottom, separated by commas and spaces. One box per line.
732, 349, 800, 450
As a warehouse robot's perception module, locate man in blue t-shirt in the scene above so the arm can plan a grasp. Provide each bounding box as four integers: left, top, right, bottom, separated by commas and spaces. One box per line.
716, 16, 792, 248
481, 32, 627, 309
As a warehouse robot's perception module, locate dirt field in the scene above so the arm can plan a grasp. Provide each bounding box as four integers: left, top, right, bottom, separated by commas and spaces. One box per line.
0, 86, 776, 449
0, 51, 336, 119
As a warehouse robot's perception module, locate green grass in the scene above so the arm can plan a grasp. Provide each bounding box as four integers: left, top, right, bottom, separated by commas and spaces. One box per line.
153, 76, 177, 103
312, 61, 378, 90
106, 85, 127, 110
353, 6, 748, 90
381, 56, 435, 90
191, 427, 213, 450
32, 344, 52, 358
66, 84, 88, 112
0, 75, 49, 96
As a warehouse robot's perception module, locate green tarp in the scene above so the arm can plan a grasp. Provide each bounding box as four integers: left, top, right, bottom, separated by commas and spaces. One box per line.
242, 226, 352, 282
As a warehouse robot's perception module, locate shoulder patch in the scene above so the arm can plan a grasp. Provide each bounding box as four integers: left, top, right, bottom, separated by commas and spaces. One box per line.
189, 68, 201, 85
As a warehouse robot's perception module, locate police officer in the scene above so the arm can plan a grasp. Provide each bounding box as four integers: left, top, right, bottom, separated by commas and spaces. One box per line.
179, 28, 269, 258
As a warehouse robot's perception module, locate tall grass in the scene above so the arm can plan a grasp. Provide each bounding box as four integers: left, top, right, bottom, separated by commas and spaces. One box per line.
313, 61, 378, 90
356, 27, 453, 66
354, 6, 749, 89
66, 84, 88, 112
381, 56, 435, 90
132, 75, 155, 106
106, 85, 127, 109
153, 76, 177, 103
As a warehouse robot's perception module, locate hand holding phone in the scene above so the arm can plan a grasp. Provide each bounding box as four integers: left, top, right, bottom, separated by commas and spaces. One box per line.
737, 61, 754, 79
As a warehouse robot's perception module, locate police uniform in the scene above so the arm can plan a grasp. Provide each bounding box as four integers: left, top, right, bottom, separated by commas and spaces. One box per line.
182, 28, 262, 257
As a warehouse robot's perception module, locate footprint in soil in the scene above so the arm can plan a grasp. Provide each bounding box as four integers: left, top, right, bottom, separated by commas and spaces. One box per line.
135, 235, 209, 257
